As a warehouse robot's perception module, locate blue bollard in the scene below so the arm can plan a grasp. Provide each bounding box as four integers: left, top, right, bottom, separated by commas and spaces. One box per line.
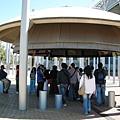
55, 94, 62, 109
0, 81, 3, 93
39, 90, 47, 110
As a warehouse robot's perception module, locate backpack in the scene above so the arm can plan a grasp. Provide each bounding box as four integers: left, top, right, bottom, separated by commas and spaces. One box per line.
96, 69, 105, 84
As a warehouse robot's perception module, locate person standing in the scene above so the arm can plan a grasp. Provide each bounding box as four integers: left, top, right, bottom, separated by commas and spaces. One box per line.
79, 65, 96, 115
16, 65, 19, 94
49, 65, 58, 95
57, 63, 70, 106
94, 62, 107, 106
0, 65, 11, 93
36, 64, 45, 97
29, 67, 36, 94
68, 63, 78, 101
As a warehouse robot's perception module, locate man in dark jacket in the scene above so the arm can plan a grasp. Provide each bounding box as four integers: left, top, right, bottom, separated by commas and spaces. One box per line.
94, 62, 107, 106
0, 65, 11, 93
57, 63, 70, 107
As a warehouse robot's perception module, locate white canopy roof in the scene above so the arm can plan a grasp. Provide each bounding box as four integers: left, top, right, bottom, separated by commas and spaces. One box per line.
1, 7, 120, 56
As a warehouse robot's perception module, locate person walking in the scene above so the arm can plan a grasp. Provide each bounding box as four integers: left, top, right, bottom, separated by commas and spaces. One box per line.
94, 62, 107, 106
29, 67, 36, 94
57, 63, 70, 106
79, 65, 96, 115
36, 64, 45, 97
68, 63, 78, 101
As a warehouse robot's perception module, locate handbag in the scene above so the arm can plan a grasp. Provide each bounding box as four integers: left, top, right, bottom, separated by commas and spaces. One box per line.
48, 79, 52, 84
78, 75, 85, 95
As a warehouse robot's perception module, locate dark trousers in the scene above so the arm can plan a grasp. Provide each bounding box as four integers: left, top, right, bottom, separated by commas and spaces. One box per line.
37, 82, 44, 97
16, 77, 19, 92
49, 79, 58, 95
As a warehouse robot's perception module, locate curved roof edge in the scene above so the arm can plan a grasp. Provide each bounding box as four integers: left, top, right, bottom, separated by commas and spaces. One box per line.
1, 7, 120, 26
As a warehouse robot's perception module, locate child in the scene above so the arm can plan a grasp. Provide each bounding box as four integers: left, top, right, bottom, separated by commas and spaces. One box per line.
29, 67, 36, 94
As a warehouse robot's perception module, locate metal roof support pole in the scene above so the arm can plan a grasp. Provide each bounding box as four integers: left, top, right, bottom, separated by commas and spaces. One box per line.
69, 57, 73, 66
46, 57, 49, 69
97, 58, 99, 68
80, 58, 84, 69
62, 57, 66, 63
118, 56, 120, 86
19, 0, 30, 110
12, 53, 15, 75
108, 57, 110, 79
101, 57, 105, 67
93, 57, 96, 70
54, 57, 58, 66
6, 43, 10, 74
113, 56, 116, 84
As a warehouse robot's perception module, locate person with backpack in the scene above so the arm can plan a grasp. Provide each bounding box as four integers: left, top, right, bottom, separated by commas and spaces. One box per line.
94, 62, 107, 106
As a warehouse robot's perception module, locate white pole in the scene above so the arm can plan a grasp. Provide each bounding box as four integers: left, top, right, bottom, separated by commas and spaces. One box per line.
62, 57, 66, 63
93, 57, 96, 70
118, 56, 120, 86
102, 57, 105, 67
69, 57, 73, 66
108, 57, 110, 79
80, 58, 84, 69
6, 43, 10, 74
113, 57, 116, 84
19, 0, 30, 110
46, 57, 49, 69
54, 57, 58, 66
12, 53, 14, 75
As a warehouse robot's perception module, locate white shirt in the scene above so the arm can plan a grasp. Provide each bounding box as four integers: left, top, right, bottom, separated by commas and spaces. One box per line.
79, 74, 96, 94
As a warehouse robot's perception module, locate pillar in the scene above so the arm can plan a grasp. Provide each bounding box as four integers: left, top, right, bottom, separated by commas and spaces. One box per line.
113, 57, 116, 84
19, 0, 30, 110
108, 57, 110, 79
54, 57, 58, 66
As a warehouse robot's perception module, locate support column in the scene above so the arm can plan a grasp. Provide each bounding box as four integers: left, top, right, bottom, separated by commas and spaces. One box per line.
108, 57, 110, 79
46, 57, 49, 69
54, 57, 58, 66
62, 57, 66, 63
80, 58, 84, 69
12, 53, 15, 75
19, 0, 30, 110
113, 57, 116, 84
93, 57, 96, 70
6, 43, 10, 74
118, 56, 120, 86
69, 57, 73, 66
101, 57, 105, 67
97, 58, 99, 68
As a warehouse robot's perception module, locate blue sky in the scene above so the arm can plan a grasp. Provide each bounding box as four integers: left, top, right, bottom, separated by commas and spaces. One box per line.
0, 0, 100, 24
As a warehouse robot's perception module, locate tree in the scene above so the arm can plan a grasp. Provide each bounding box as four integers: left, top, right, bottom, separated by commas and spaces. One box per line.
0, 42, 6, 65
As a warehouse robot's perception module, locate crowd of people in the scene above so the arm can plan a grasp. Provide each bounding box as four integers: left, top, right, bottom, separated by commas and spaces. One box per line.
0, 61, 107, 115
27, 62, 107, 114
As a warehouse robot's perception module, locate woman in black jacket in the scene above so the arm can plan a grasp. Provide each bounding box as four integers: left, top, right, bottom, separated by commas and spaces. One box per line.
49, 65, 58, 95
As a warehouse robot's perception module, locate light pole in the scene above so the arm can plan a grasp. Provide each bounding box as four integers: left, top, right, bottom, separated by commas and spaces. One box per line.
19, 0, 30, 110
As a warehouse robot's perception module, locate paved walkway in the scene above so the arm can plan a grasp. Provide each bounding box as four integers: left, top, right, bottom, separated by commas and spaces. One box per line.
0, 75, 120, 120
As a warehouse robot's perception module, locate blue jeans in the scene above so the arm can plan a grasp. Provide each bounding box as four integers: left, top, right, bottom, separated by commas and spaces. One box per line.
96, 84, 106, 104
69, 83, 77, 101
83, 94, 91, 115
29, 79, 36, 93
60, 84, 68, 104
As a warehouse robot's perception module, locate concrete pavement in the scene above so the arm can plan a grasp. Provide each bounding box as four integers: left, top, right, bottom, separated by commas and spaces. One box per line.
0, 75, 120, 120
